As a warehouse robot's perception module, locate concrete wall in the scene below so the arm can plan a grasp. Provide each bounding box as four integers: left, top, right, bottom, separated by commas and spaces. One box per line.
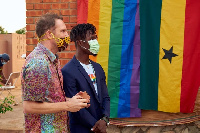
0, 33, 26, 86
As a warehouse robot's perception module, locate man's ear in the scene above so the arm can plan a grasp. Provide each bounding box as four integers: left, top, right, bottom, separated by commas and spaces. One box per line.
76, 40, 82, 46
46, 30, 53, 39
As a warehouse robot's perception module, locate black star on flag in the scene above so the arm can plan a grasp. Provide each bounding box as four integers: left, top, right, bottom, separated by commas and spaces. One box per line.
162, 46, 178, 63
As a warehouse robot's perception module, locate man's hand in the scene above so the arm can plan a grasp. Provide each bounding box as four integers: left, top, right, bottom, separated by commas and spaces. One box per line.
91, 120, 107, 133
76, 91, 90, 108
66, 95, 90, 112
76, 91, 90, 99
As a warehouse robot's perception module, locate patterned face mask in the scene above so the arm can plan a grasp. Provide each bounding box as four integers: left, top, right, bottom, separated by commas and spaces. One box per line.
38, 33, 70, 52
52, 34, 70, 52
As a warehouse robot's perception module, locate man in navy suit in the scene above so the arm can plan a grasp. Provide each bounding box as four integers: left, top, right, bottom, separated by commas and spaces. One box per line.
62, 23, 110, 133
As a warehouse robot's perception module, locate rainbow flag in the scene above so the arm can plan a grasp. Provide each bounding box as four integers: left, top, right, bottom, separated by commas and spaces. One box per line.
77, 0, 141, 118
77, 0, 200, 118
139, 0, 200, 113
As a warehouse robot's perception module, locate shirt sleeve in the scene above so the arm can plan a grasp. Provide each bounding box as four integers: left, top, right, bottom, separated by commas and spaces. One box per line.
22, 58, 49, 102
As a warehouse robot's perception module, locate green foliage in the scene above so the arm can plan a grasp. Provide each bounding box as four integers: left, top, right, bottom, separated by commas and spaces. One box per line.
0, 26, 8, 34
15, 27, 26, 34
0, 75, 14, 114
0, 96, 15, 114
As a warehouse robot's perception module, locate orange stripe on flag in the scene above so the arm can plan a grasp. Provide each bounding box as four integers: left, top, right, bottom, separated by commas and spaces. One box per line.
88, 0, 100, 62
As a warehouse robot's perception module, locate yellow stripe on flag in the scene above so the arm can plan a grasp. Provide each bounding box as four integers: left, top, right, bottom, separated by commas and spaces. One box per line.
158, 0, 186, 112
96, 0, 112, 82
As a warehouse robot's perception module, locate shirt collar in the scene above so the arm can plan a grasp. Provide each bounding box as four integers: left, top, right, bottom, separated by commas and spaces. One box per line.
37, 43, 57, 63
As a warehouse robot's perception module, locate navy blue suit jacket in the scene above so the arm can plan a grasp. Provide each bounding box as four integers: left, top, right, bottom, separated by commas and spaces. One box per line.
62, 56, 110, 133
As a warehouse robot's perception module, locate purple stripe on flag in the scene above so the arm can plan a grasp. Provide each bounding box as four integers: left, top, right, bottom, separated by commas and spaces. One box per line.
130, 0, 141, 117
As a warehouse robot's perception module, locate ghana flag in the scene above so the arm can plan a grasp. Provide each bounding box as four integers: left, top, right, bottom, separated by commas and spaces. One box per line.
139, 0, 200, 113
77, 0, 141, 118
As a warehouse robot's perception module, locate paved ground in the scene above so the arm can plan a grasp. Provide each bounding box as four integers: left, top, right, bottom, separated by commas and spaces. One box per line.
1, 87, 200, 133
0, 87, 24, 133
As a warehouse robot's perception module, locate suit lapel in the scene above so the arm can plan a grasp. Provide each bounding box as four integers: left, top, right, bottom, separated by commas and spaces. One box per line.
91, 61, 102, 101
72, 56, 100, 102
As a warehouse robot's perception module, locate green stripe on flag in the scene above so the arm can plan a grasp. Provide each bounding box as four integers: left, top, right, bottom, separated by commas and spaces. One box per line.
108, 0, 125, 118
139, 0, 162, 110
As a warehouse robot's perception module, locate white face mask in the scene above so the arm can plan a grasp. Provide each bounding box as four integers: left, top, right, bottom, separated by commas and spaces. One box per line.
80, 39, 100, 55
2, 62, 7, 65
88, 39, 100, 54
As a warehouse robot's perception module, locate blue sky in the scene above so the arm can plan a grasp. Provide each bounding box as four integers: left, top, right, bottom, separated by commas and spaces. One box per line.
0, 0, 26, 33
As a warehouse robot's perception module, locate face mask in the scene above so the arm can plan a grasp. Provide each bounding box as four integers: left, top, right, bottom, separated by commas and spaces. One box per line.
80, 39, 100, 54
88, 39, 100, 54
1, 59, 8, 65
51, 33, 70, 52
38, 33, 70, 52
2, 62, 7, 65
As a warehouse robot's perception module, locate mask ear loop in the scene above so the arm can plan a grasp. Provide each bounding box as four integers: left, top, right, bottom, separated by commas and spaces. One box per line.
38, 33, 47, 43
78, 40, 88, 50
51, 33, 67, 46
80, 40, 86, 42
51, 33, 60, 44
38, 32, 54, 43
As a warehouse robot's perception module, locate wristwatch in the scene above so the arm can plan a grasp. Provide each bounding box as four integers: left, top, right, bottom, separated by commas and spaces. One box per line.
101, 116, 110, 126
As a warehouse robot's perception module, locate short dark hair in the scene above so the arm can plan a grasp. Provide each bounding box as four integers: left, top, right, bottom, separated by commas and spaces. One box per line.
70, 23, 96, 47
36, 13, 63, 38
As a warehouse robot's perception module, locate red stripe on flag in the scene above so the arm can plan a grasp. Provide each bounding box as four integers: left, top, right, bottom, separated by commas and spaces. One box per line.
77, 0, 88, 23
181, 0, 200, 113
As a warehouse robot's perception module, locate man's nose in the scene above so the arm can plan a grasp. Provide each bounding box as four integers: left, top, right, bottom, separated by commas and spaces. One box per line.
65, 32, 69, 37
